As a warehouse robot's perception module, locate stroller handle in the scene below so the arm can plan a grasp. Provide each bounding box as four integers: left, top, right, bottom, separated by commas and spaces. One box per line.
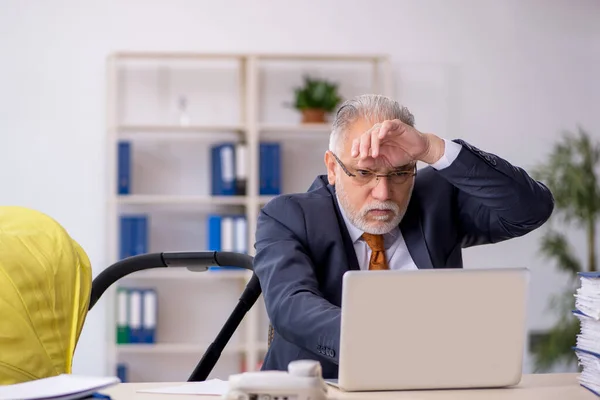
88, 250, 261, 382
88, 251, 255, 310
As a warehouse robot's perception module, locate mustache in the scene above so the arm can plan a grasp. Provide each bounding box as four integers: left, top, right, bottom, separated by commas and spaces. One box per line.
362, 201, 400, 213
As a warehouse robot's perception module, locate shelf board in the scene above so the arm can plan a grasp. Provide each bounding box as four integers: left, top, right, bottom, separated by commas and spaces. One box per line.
112, 52, 247, 60
259, 123, 331, 134
115, 125, 245, 142
112, 51, 387, 62
117, 124, 245, 133
259, 196, 276, 205
115, 341, 268, 354
115, 195, 276, 207
116, 124, 332, 136
120, 268, 251, 280
256, 52, 387, 62
116, 342, 245, 354
112, 51, 389, 61
115, 195, 249, 206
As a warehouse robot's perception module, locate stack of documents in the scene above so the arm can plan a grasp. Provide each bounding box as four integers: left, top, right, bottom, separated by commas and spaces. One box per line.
0, 374, 119, 400
573, 271, 600, 396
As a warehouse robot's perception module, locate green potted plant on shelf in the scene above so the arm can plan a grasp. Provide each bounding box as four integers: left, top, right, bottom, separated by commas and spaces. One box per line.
292, 75, 342, 123
529, 126, 600, 372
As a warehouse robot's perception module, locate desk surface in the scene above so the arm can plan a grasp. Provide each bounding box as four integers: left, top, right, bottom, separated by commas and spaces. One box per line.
102, 373, 596, 399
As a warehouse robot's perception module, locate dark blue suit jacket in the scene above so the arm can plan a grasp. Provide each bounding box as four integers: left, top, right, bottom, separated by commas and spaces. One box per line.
252, 139, 554, 379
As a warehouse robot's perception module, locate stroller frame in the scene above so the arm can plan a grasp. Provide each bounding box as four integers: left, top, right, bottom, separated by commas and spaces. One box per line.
88, 251, 261, 382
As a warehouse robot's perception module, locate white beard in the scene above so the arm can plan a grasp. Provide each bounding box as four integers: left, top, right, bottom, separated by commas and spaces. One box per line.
335, 175, 412, 235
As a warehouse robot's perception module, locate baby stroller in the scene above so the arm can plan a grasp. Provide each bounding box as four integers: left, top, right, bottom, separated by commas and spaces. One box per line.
0, 206, 261, 385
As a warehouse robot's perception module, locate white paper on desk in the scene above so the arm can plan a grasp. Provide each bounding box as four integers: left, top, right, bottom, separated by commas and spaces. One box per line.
0, 374, 120, 400
137, 379, 229, 396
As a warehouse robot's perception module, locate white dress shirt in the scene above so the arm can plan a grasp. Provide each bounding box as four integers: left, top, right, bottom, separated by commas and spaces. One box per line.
337, 139, 463, 271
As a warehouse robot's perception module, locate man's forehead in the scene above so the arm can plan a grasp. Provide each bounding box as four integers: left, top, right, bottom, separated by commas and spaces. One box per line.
349, 155, 413, 170
350, 156, 386, 169
344, 117, 378, 141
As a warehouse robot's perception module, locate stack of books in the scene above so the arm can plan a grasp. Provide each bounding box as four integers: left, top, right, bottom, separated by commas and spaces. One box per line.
573, 271, 600, 396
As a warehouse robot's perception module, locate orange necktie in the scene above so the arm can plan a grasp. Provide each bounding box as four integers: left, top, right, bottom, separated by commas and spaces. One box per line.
361, 233, 389, 270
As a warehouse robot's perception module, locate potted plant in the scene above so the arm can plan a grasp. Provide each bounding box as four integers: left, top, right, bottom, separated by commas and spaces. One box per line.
292, 75, 342, 123
529, 126, 599, 371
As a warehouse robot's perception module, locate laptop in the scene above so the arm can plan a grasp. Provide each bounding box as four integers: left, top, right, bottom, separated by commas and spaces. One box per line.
327, 267, 529, 392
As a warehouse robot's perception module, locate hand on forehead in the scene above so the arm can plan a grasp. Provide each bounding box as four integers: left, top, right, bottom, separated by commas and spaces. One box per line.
343, 119, 415, 169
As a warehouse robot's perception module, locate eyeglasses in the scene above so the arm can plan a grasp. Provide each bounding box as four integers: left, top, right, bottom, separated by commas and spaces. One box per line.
330, 152, 416, 186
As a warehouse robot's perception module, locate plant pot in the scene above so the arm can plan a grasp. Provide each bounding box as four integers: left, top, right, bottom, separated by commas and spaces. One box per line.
301, 108, 326, 123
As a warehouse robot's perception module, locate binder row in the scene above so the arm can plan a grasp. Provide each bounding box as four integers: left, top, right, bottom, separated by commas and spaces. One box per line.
116, 287, 158, 344
573, 271, 600, 397
211, 141, 281, 196
119, 215, 149, 260
207, 214, 248, 270
117, 140, 282, 196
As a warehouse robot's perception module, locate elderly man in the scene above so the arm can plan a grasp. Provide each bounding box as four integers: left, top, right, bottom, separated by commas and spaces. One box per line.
252, 94, 554, 378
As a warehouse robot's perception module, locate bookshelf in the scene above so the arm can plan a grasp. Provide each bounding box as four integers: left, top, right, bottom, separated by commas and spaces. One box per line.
104, 52, 393, 382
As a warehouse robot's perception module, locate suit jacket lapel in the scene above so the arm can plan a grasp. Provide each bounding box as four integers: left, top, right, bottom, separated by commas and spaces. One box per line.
328, 184, 360, 271
399, 199, 434, 269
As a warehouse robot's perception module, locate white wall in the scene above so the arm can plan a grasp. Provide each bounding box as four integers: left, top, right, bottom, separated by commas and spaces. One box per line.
1, 0, 598, 377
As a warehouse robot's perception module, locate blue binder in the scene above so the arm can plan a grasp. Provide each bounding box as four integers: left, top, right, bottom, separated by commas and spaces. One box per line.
117, 141, 130, 195
141, 288, 157, 344
207, 214, 222, 252
578, 272, 600, 278
259, 142, 281, 195
116, 364, 128, 383
211, 143, 236, 195
131, 215, 148, 256
119, 217, 133, 260
128, 288, 143, 343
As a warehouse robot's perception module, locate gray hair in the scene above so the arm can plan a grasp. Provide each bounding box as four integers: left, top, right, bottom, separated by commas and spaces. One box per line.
329, 94, 415, 154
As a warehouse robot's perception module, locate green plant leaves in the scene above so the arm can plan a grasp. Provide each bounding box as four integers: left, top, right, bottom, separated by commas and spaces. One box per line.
529, 126, 600, 371
539, 230, 582, 276
530, 311, 579, 372
293, 75, 342, 112
532, 127, 600, 226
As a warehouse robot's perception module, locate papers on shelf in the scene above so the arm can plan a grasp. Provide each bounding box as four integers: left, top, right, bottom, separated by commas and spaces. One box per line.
137, 379, 229, 396
0, 374, 120, 400
574, 271, 600, 397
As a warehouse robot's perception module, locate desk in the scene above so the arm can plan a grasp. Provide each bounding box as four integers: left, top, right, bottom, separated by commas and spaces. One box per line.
103, 373, 596, 399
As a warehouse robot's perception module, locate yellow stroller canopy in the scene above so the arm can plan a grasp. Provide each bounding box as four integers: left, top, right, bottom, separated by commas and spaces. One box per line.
0, 206, 92, 385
